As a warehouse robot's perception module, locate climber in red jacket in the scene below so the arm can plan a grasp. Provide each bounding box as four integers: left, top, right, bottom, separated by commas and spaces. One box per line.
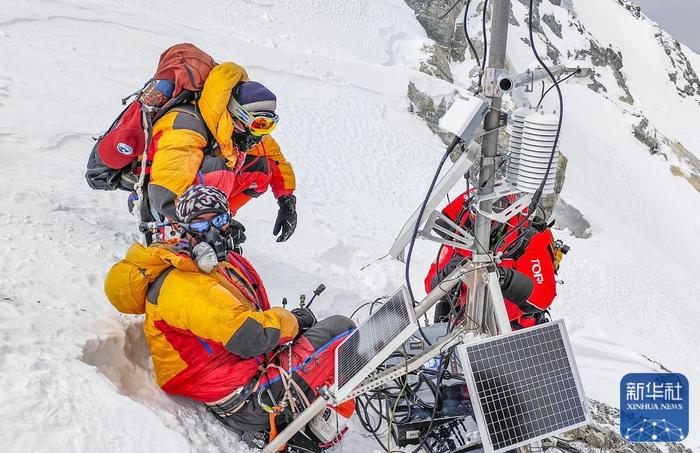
424, 191, 566, 329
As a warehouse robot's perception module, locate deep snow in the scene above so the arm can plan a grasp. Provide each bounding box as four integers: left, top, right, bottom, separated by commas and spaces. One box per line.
0, 0, 698, 452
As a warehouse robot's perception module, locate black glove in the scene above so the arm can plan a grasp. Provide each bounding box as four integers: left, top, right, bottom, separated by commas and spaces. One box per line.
429, 255, 463, 290
291, 307, 317, 333
228, 219, 247, 245
234, 131, 263, 152
497, 267, 534, 309
442, 255, 463, 276
273, 195, 297, 242
225, 218, 246, 254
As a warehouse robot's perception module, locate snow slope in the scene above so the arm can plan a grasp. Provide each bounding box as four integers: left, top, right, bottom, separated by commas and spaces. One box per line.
0, 1, 451, 451
496, 0, 700, 446
0, 0, 698, 451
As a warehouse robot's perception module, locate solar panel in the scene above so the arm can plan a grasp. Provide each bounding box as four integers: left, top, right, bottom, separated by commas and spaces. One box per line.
333, 286, 418, 401
457, 320, 591, 452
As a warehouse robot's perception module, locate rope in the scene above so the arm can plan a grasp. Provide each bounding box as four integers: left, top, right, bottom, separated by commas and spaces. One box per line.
258, 363, 311, 416
134, 107, 153, 245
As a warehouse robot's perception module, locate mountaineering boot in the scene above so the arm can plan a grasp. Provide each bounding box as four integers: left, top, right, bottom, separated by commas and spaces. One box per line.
286, 429, 325, 453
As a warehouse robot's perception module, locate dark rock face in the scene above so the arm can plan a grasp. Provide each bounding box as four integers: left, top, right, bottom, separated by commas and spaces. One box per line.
519, 0, 561, 64
420, 43, 454, 82
541, 13, 562, 38
508, 8, 520, 26
540, 152, 568, 221
403, 0, 468, 65
655, 30, 700, 102
615, 0, 642, 19
632, 117, 660, 154
576, 40, 634, 104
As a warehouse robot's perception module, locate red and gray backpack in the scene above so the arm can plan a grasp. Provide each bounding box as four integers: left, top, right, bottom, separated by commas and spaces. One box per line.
85, 43, 215, 192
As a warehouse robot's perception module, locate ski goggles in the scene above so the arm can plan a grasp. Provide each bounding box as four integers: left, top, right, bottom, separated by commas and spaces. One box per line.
182, 212, 230, 234
229, 99, 279, 136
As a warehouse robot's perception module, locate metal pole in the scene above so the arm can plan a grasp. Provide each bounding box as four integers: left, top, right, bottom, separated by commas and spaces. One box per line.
473, 0, 511, 254
487, 270, 513, 334
478, 10, 547, 453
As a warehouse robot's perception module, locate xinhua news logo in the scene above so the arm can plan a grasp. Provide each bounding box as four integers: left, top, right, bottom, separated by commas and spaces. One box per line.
620, 373, 689, 442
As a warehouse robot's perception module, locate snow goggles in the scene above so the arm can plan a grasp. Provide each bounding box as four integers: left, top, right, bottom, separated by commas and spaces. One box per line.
182, 212, 230, 234
229, 99, 279, 136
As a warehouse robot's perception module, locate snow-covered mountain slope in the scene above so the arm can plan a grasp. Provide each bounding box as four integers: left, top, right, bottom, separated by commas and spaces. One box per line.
0, 0, 697, 452
497, 0, 700, 427
439, 0, 700, 446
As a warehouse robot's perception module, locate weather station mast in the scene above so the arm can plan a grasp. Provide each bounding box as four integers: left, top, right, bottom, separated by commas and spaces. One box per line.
264, 1, 592, 452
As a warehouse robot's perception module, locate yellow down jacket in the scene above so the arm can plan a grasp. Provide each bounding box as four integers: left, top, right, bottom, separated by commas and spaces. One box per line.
104, 242, 299, 403
146, 62, 296, 218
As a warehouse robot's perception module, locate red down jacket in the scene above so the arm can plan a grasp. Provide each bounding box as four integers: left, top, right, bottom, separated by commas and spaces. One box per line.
424, 192, 558, 328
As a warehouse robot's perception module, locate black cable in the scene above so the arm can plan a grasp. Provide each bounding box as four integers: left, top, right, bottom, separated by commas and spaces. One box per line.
463, 0, 482, 71
355, 343, 472, 453
536, 69, 579, 108
528, 0, 563, 197
386, 347, 410, 453
440, 0, 465, 20
405, 137, 462, 347
410, 347, 456, 453
356, 395, 393, 452
479, 0, 489, 88
350, 297, 385, 319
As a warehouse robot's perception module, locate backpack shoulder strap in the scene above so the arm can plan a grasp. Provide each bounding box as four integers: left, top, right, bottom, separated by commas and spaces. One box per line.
152, 89, 195, 123
166, 101, 215, 151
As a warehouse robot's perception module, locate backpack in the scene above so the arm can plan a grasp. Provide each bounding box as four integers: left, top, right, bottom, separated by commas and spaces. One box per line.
85, 43, 216, 192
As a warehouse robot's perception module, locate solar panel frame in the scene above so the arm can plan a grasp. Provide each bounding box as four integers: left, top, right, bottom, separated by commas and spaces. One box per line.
333, 286, 418, 402
457, 320, 591, 452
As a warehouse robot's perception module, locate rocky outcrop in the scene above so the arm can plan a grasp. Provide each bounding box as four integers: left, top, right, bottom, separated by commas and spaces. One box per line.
543, 399, 694, 453
614, 0, 642, 19
540, 152, 567, 220
630, 114, 700, 193
576, 40, 634, 104
516, 0, 561, 63
632, 116, 660, 154
655, 30, 700, 102
419, 43, 454, 82
407, 81, 457, 145
666, 140, 700, 193
403, 0, 467, 65
542, 13, 562, 39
